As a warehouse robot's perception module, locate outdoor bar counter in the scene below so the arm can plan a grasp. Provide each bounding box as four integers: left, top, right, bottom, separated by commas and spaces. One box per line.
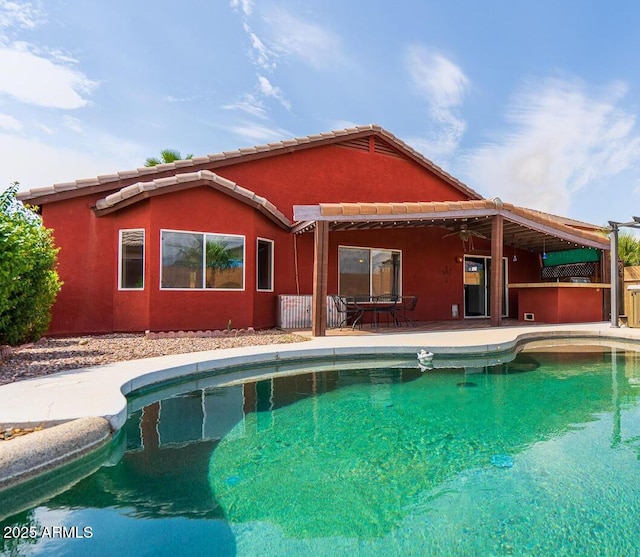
509, 282, 611, 324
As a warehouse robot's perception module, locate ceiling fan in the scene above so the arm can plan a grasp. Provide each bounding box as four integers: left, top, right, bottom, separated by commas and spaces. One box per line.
442, 224, 487, 242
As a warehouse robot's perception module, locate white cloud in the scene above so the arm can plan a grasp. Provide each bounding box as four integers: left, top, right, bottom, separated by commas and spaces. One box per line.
407, 46, 469, 108
0, 45, 97, 108
230, 0, 253, 17
405, 46, 469, 161
330, 119, 360, 131
245, 24, 274, 70
222, 93, 267, 119
263, 9, 342, 70
257, 75, 290, 110
227, 121, 292, 144
163, 91, 213, 103
62, 114, 82, 133
0, 111, 21, 130
0, 131, 144, 191
35, 122, 52, 135
465, 77, 640, 214
0, 1, 44, 37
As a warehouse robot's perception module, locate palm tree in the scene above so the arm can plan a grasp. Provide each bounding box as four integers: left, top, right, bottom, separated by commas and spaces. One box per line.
144, 149, 193, 167
205, 239, 235, 288
618, 232, 640, 267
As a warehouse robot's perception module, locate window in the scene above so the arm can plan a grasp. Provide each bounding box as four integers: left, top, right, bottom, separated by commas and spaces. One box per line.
338, 246, 401, 297
161, 230, 245, 290
257, 238, 274, 291
119, 229, 144, 290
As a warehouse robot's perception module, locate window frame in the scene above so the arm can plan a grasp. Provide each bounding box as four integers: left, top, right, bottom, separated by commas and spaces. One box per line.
118, 228, 145, 291
160, 228, 246, 291
256, 237, 275, 292
338, 244, 402, 297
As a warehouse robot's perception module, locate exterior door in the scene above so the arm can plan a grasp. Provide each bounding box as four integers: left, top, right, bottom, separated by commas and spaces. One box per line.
464, 256, 508, 318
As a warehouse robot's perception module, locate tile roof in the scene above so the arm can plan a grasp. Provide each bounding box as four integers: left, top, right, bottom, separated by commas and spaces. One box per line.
17, 124, 482, 204
307, 199, 609, 249
93, 170, 292, 230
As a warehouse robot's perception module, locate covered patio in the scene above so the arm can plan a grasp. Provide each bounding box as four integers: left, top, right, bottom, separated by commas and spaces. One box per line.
293, 198, 611, 336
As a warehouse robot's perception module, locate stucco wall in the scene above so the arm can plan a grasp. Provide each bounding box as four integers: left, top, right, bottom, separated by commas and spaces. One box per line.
40, 140, 545, 334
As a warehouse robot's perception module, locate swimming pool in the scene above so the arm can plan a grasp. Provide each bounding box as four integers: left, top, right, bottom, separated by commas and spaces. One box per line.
1, 345, 640, 556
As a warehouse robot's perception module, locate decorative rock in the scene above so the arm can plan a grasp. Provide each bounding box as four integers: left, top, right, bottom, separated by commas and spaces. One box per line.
1, 329, 307, 387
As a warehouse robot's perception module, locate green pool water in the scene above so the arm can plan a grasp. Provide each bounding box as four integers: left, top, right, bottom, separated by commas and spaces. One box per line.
2, 347, 640, 556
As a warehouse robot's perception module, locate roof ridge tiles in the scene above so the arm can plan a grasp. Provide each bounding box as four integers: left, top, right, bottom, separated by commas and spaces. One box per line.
175, 171, 202, 182
52, 182, 80, 192
174, 159, 195, 167
92, 170, 292, 229
20, 125, 480, 203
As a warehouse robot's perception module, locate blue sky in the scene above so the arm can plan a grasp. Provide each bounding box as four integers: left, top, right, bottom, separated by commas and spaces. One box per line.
1, 0, 640, 227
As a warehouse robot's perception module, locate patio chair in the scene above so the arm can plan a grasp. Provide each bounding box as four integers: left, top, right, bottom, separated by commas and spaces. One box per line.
395, 295, 418, 326
331, 295, 362, 329
373, 294, 400, 327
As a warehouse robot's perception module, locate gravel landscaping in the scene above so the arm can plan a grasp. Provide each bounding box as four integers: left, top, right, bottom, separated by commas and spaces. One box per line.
0, 330, 309, 386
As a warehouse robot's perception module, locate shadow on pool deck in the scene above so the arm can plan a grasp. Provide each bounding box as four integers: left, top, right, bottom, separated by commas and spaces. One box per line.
293, 318, 563, 336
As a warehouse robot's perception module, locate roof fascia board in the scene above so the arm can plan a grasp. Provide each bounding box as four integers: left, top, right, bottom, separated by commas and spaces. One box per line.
293, 204, 496, 222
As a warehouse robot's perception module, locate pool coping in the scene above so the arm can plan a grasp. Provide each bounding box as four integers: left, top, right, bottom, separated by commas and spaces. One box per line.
2, 322, 640, 500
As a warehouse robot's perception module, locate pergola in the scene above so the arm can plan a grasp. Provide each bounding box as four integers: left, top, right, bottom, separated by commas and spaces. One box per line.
293, 198, 611, 336
609, 217, 640, 327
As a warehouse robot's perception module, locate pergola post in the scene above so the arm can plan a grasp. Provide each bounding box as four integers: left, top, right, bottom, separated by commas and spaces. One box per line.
610, 223, 619, 327
490, 214, 504, 327
312, 220, 329, 336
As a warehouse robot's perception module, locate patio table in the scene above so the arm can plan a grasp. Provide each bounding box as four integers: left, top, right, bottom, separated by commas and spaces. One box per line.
348, 295, 400, 328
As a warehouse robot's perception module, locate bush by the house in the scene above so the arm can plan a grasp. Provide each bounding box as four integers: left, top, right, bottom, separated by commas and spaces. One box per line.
0, 182, 62, 345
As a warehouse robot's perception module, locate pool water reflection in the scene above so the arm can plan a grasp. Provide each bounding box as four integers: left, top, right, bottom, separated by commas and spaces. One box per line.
2, 347, 640, 556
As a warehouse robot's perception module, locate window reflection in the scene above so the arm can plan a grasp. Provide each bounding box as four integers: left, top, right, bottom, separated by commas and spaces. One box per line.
160, 230, 245, 289
339, 246, 400, 296
119, 229, 145, 289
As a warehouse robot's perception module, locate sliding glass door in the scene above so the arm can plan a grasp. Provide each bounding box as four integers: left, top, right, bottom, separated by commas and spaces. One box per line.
463, 256, 508, 318
338, 246, 401, 297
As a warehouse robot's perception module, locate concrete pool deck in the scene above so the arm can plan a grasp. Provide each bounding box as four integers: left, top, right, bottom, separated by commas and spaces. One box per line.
2, 321, 640, 432
2, 321, 640, 505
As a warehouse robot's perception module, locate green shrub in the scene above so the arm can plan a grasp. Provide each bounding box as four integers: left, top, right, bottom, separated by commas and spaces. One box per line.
0, 183, 62, 345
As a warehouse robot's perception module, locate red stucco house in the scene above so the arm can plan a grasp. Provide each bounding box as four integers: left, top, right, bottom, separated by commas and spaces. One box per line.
18, 125, 611, 336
